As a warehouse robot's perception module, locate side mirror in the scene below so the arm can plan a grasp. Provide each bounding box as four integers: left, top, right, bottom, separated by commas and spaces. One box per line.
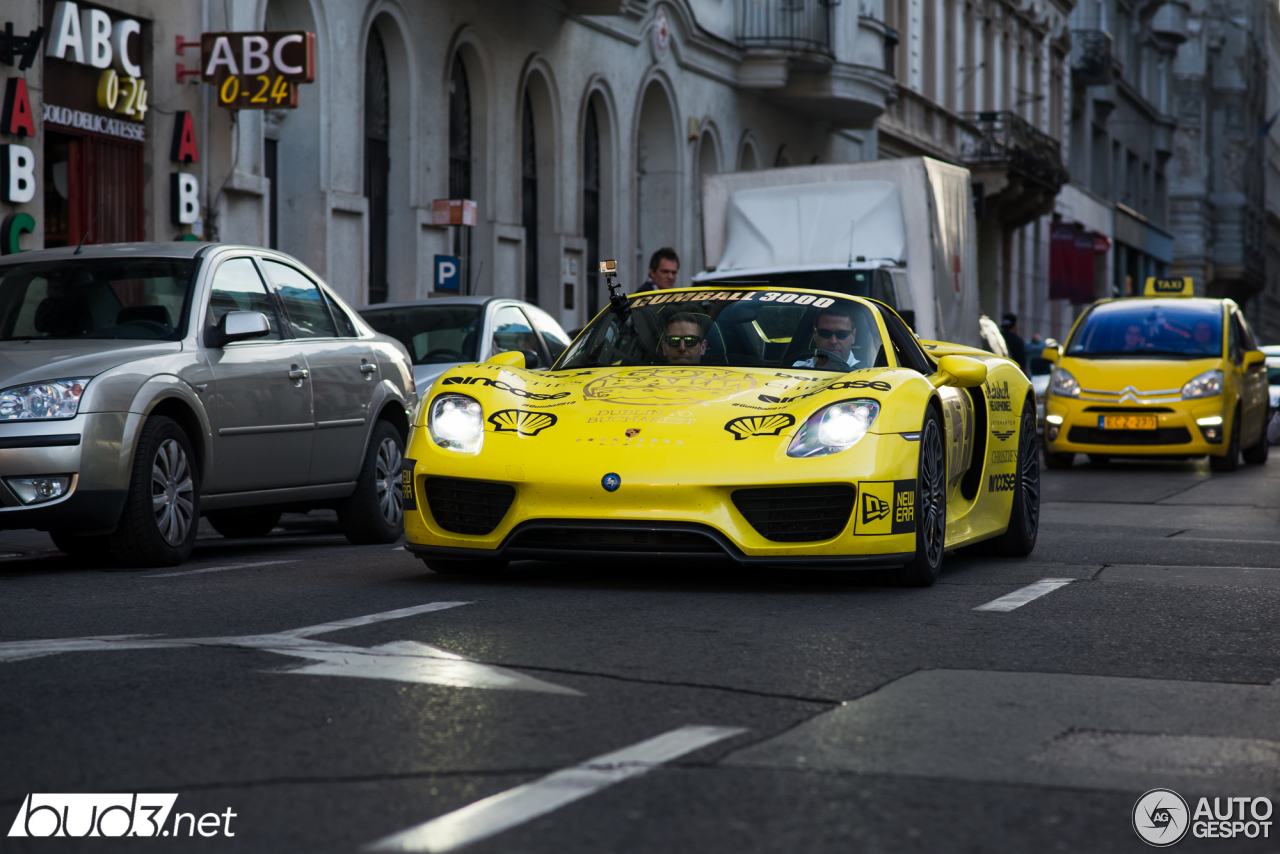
216, 311, 271, 346
1244, 349, 1266, 369
484, 350, 537, 369
929, 354, 988, 389
1041, 347, 1059, 365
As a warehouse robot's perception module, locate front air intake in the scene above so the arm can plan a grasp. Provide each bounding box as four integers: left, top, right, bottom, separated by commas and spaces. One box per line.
731, 485, 856, 542
423, 477, 516, 535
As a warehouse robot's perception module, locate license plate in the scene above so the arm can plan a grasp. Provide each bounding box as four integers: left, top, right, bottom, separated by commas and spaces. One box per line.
1099, 415, 1157, 430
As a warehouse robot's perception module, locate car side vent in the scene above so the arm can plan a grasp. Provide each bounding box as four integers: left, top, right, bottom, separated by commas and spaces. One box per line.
423, 477, 516, 535
731, 485, 856, 542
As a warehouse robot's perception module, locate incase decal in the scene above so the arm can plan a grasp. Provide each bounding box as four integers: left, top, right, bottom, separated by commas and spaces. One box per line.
856, 480, 917, 536
988, 472, 1016, 493
489, 409, 557, 436
759, 379, 891, 405
724, 414, 795, 441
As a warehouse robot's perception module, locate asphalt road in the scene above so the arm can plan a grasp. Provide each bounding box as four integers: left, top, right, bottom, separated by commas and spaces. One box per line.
2, 452, 1279, 853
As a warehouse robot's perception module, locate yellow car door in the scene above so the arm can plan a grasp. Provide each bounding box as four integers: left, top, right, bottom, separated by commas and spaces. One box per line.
1228, 309, 1267, 446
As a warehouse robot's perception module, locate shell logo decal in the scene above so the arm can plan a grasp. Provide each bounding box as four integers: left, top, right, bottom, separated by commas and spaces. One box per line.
724, 413, 796, 441
488, 409, 557, 436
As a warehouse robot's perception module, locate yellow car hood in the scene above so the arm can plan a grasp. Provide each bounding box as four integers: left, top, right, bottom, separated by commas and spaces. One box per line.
1057, 356, 1219, 394
424, 362, 923, 444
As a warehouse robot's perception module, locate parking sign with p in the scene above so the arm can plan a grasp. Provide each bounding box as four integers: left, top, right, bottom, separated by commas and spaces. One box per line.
434, 255, 460, 292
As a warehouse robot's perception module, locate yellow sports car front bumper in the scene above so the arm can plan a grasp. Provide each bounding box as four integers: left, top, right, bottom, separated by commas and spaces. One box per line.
1043, 396, 1229, 457
402, 430, 920, 566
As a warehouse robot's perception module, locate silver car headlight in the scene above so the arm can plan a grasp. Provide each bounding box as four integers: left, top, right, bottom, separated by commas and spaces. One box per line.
428, 394, 484, 453
1049, 368, 1079, 398
0, 378, 92, 421
787, 400, 880, 458
1182, 369, 1223, 400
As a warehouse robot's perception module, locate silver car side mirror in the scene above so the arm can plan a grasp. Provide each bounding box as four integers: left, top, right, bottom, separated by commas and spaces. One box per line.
217, 311, 271, 345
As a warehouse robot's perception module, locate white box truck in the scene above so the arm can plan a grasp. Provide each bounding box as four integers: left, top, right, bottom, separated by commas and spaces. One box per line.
695, 157, 983, 349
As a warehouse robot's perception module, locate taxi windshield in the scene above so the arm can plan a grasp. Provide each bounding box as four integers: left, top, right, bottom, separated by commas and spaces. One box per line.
1067, 301, 1223, 359
553, 290, 885, 373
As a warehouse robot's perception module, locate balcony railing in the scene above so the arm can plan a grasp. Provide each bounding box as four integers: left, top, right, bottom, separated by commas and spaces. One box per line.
738, 0, 836, 55
1071, 29, 1113, 87
960, 111, 1068, 191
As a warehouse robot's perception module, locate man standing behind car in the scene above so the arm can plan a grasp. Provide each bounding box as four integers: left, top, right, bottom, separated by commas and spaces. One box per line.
635, 248, 679, 293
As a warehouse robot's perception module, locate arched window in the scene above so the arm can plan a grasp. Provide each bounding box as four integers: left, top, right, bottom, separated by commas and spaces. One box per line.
448, 55, 472, 291
521, 90, 538, 304
583, 101, 601, 317
364, 29, 390, 304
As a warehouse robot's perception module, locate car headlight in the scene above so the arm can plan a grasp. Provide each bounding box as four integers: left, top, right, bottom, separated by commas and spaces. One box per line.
1049, 368, 1079, 398
0, 378, 91, 421
1182, 369, 1223, 400
787, 400, 880, 458
428, 394, 484, 453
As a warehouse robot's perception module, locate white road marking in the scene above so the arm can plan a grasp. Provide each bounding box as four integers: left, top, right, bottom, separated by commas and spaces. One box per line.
1169, 536, 1280, 546
144, 559, 297, 578
365, 725, 747, 853
0, 602, 575, 694
973, 578, 1076, 612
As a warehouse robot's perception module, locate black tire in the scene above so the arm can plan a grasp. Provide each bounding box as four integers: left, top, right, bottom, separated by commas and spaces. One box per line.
1210, 408, 1241, 472
338, 420, 405, 545
49, 529, 112, 563
423, 558, 509, 576
888, 407, 947, 587
206, 507, 283, 539
1242, 408, 1270, 465
1043, 451, 1074, 470
107, 415, 200, 568
989, 399, 1040, 557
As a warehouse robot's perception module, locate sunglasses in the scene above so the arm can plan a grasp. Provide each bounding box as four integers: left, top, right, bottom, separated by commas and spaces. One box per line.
662, 335, 704, 348
815, 327, 853, 341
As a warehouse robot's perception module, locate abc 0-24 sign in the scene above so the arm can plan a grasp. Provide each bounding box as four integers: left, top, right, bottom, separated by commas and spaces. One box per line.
201, 31, 316, 109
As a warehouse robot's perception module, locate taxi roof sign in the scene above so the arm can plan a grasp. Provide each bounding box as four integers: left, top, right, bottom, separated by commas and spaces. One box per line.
1143, 276, 1194, 297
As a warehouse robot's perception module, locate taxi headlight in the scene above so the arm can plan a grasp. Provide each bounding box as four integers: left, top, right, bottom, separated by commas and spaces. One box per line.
0, 378, 91, 420
787, 400, 879, 458
1049, 368, 1079, 398
428, 394, 484, 453
1182, 369, 1223, 400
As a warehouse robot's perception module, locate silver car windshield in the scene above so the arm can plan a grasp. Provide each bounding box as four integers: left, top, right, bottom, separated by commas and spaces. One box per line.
0, 259, 196, 342
555, 290, 886, 373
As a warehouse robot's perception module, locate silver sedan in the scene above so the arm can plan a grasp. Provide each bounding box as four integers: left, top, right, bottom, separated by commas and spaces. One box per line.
0, 242, 416, 567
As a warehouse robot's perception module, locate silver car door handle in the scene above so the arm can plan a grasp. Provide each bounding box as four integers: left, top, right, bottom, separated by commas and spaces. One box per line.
289, 369, 309, 380
360, 363, 377, 373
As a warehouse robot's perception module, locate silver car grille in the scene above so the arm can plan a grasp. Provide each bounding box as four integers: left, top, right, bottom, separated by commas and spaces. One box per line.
1078, 385, 1183, 405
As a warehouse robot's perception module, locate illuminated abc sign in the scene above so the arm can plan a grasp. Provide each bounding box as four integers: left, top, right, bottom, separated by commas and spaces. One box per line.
200, 31, 315, 109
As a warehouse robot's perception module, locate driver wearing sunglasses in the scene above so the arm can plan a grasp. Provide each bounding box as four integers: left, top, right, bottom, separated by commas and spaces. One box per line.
793, 306, 859, 369
659, 312, 708, 365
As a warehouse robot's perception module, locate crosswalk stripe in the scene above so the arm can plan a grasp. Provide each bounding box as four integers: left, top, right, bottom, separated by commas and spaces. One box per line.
973, 578, 1076, 612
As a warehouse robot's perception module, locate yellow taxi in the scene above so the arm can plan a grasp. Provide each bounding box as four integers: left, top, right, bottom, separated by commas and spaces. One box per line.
1042, 277, 1270, 471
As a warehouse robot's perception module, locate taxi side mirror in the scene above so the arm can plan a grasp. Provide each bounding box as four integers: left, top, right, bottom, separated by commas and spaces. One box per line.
1243, 349, 1266, 369
1041, 347, 1059, 365
484, 350, 539, 370
929, 354, 988, 389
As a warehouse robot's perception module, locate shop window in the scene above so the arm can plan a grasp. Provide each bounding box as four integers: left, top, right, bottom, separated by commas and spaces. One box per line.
43, 131, 143, 248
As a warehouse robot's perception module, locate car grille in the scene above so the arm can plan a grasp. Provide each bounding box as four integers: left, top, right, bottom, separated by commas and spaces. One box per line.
1082, 406, 1175, 413
731, 485, 856, 542
423, 478, 516, 535
1067, 426, 1193, 445
510, 526, 721, 553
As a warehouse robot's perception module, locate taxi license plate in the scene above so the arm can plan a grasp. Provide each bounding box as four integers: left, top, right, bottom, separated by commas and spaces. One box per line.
1099, 415, 1157, 430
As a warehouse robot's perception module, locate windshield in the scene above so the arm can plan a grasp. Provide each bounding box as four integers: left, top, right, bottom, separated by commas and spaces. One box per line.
0, 258, 195, 341
1067, 301, 1223, 358
701, 269, 896, 307
359, 304, 482, 365
554, 289, 886, 373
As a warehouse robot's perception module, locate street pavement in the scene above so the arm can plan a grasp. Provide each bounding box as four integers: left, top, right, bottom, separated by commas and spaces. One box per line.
2, 453, 1279, 852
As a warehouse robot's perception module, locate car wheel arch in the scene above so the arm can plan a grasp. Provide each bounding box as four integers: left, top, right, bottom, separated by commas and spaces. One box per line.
145, 395, 209, 478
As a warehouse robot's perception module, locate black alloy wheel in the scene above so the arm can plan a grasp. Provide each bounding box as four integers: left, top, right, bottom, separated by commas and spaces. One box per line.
890, 407, 947, 587
338, 420, 406, 544
108, 415, 201, 567
990, 399, 1040, 556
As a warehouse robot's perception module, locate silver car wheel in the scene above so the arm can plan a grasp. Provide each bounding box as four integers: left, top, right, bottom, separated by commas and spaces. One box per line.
151, 438, 195, 546
374, 436, 403, 528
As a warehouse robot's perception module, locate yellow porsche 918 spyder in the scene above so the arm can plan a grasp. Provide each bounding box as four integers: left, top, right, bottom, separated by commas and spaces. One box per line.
401, 281, 1039, 586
